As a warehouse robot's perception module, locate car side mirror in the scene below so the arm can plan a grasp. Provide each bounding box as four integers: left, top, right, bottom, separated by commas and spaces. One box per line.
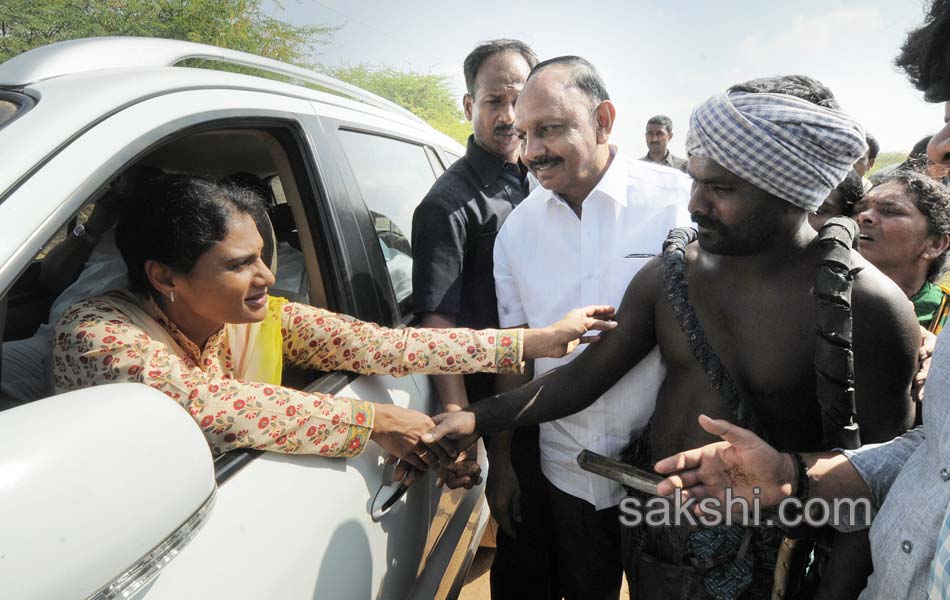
0, 383, 215, 599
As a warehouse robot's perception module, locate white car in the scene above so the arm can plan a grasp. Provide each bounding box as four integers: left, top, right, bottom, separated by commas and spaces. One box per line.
0, 37, 485, 600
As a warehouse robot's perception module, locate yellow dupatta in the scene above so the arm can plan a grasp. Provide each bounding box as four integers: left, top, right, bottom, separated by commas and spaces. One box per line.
104, 290, 287, 385
225, 295, 287, 386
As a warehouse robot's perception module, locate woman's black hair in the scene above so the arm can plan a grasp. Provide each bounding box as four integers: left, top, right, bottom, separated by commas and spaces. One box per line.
875, 169, 950, 281
115, 174, 268, 296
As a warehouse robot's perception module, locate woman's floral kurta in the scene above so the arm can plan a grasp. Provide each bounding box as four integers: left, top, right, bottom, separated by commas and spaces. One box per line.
53, 296, 523, 457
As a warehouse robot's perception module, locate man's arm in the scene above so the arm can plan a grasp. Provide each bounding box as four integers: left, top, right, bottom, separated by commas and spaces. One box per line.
486, 228, 530, 535
653, 415, 929, 528
851, 267, 918, 441
654, 415, 872, 507
426, 257, 663, 444
486, 361, 534, 537
474, 258, 662, 433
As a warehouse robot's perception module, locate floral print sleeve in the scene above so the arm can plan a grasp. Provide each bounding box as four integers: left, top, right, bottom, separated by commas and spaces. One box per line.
53, 298, 373, 457
279, 302, 524, 375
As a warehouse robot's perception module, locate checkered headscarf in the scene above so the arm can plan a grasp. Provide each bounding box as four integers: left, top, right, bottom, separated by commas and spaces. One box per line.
685, 91, 867, 212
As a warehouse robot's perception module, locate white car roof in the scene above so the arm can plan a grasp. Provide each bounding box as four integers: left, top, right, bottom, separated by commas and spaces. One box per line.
0, 37, 461, 198
0, 36, 427, 125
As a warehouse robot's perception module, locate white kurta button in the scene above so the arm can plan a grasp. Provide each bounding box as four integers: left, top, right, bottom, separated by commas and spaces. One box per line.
902, 540, 913, 553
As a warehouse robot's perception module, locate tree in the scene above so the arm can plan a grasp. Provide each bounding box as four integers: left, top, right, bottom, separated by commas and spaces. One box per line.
0, 0, 333, 65
328, 64, 470, 144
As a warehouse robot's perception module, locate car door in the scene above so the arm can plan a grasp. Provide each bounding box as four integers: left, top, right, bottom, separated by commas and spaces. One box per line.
0, 85, 432, 599
316, 119, 490, 597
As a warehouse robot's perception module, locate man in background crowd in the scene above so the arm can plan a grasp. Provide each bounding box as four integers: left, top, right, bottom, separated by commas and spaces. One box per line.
641, 114, 688, 172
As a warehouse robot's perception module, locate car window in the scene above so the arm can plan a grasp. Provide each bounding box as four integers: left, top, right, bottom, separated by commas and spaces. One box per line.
336, 130, 437, 311
443, 150, 463, 166
0, 101, 18, 127
1, 124, 336, 410
0, 92, 34, 131
424, 146, 445, 175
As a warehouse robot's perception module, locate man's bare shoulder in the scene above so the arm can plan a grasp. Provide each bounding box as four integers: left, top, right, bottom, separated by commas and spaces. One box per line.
850, 250, 911, 311
849, 249, 919, 350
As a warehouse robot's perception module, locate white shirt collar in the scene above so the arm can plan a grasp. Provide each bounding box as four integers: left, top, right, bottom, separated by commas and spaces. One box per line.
543, 145, 627, 208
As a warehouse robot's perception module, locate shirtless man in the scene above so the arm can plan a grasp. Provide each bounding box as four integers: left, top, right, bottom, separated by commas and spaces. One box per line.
426, 76, 918, 598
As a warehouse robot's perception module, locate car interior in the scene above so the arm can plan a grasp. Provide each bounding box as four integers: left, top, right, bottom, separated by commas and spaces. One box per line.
0, 125, 333, 408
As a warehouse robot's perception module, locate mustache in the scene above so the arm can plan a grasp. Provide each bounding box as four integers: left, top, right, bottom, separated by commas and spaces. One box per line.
529, 155, 563, 170
691, 214, 727, 233
493, 124, 515, 136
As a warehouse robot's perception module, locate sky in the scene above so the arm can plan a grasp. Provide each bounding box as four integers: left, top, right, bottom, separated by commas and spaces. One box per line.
269, 0, 942, 157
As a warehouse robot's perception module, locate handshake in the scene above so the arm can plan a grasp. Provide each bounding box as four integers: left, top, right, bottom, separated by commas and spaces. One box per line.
369, 305, 617, 489
369, 405, 482, 490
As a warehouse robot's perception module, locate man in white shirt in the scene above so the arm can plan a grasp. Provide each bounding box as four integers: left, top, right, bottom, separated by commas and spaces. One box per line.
490, 56, 690, 599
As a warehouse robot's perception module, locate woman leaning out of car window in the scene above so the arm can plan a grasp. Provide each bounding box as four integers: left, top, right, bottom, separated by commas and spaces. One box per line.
52, 175, 616, 478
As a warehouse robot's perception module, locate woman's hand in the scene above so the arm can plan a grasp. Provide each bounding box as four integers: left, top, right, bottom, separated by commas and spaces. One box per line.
523, 305, 617, 359
371, 404, 459, 470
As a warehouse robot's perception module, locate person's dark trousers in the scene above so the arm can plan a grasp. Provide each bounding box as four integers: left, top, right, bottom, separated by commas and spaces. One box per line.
547, 475, 623, 600
490, 425, 561, 600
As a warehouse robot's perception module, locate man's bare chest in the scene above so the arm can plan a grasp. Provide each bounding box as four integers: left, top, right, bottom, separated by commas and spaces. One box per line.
654, 275, 819, 414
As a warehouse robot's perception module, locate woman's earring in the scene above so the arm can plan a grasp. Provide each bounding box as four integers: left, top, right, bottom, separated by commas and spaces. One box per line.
169, 291, 176, 303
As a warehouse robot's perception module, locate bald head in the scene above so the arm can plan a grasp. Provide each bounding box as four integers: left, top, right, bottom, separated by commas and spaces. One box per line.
515, 58, 616, 204
527, 56, 610, 109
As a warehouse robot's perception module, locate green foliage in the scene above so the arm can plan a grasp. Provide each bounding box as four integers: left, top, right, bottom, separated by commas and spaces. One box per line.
868, 152, 907, 176
0, 0, 333, 65
330, 64, 470, 144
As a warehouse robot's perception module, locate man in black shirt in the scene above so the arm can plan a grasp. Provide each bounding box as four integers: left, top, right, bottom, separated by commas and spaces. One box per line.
411, 40, 558, 599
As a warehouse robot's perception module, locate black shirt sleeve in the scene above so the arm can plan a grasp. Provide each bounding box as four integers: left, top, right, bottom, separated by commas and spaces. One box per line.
411, 195, 468, 317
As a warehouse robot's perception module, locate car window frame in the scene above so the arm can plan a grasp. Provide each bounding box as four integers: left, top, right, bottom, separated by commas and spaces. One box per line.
323, 120, 442, 326
0, 90, 36, 132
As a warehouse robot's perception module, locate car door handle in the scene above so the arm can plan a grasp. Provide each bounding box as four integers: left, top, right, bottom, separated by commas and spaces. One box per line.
371, 481, 409, 522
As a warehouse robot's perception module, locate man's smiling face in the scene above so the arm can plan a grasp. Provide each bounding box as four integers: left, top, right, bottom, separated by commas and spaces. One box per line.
514, 66, 606, 204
